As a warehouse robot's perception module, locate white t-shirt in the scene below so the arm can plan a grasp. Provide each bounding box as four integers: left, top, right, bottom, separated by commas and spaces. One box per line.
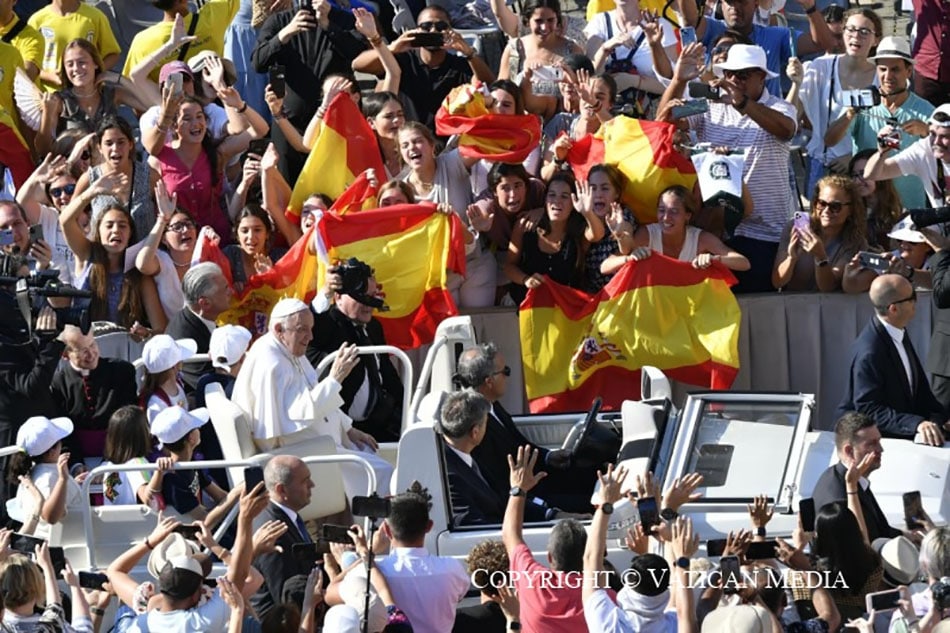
127, 591, 230, 633
890, 136, 950, 208
37, 203, 76, 286
583, 12, 676, 79
799, 55, 876, 162
121, 241, 186, 320
146, 384, 188, 425
9, 463, 83, 540
101, 457, 150, 506
402, 149, 473, 223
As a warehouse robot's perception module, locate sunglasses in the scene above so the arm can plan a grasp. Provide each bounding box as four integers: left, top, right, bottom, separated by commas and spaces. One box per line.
723, 69, 754, 80
814, 198, 851, 213
418, 20, 449, 32
50, 183, 77, 198
843, 25, 875, 37
492, 365, 512, 377
165, 220, 196, 233
891, 288, 917, 306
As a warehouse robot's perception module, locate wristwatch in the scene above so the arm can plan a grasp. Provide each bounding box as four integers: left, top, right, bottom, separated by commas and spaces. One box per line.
509, 486, 525, 497
600, 502, 614, 515
675, 556, 691, 570
508, 622, 522, 631
756, 526, 767, 537
660, 507, 679, 521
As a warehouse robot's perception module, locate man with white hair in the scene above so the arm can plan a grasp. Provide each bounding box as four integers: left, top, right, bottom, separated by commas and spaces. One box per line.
232, 298, 392, 496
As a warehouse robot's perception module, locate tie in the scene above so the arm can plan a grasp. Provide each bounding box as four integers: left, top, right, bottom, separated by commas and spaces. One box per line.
294, 515, 312, 543
470, 460, 491, 488
902, 332, 918, 395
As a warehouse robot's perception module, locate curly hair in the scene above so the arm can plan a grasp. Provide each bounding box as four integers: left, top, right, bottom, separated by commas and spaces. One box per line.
809, 174, 867, 251
467, 541, 510, 597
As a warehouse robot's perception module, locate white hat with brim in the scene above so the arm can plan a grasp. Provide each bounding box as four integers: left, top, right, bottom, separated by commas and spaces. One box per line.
888, 216, 926, 243
873, 536, 921, 586
16, 416, 74, 457
142, 335, 198, 374
870, 36, 915, 64
150, 406, 210, 446
209, 325, 252, 370
148, 533, 200, 579
930, 103, 950, 126
701, 604, 773, 633
713, 44, 778, 79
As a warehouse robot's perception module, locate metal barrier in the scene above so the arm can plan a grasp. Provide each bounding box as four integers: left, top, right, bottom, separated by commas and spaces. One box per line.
316, 345, 413, 434
78, 454, 378, 569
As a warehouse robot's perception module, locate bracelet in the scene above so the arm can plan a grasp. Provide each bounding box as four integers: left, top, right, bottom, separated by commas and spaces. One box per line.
369, 35, 383, 46
464, 49, 476, 60
816, 258, 830, 267
144, 537, 154, 550
847, 491, 859, 495
236, 101, 249, 113
90, 607, 106, 616
734, 95, 749, 111
805, 5, 817, 13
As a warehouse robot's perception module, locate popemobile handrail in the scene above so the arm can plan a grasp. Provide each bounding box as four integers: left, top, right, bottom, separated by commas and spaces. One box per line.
79, 454, 378, 569
316, 345, 413, 435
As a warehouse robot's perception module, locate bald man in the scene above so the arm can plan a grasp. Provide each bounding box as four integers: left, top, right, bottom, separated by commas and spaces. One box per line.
837, 274, 948, 446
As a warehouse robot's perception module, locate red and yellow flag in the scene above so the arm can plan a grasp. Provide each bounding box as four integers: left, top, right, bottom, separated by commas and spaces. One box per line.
435, 85, 541, 163
586, 0, 675, 24
316, 204, 466, 349
520, 255, 741, 413
191, 227, 234, 288
0, 106, 33, 189
218, 226, 319, 335
287, 94, 386, 223
566, 118, 696, 225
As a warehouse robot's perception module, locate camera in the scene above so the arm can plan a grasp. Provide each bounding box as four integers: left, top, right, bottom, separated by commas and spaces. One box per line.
0, 258, 92, 338
840, 86, 881, 109
333, 258, 388, 311
933, 577, 950, 610
910, 207, 950, 230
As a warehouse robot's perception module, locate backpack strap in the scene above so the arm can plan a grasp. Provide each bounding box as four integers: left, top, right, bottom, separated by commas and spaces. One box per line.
177, 12, 200, 62
1, 19, 27, 44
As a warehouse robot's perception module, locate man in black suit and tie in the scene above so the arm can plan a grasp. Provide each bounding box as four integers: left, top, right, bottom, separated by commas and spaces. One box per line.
165, 262, 232, 395
836, 274, 948, 446
251, 455, 316, 616
306, 259, 403, 442
812, 412, 907, 543
439, 390, 507, 527
926, 233, 950, 414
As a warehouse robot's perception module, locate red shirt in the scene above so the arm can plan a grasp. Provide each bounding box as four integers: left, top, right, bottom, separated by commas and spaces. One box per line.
510, 543, 590, 633
912, 0, 950, 81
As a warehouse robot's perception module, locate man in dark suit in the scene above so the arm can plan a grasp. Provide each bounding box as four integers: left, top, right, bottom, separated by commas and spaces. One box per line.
51, 325, 137, 462
812, 412, 904, 543
439, 390, 507, 527
165, 262, 232, 395
251, 455, 316, 617
836, 273, 948, 446
458, 343, 586, 515
926, 234, 950, 414
306, 260, 403, 442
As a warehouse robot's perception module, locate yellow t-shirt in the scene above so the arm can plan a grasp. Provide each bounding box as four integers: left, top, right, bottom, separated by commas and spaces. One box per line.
0, 41, 24, 126
28, 3, 121, 91
122, 0, 240, 82
0, 16, 44, 73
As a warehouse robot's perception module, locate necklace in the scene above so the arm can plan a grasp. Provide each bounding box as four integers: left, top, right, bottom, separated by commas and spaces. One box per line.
173, 260, 191, 268
411, 174, 434, 193
73, 85, 97, 98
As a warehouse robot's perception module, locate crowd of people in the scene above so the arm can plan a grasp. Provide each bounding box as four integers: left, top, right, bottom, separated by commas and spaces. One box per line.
0, 0, 949, 630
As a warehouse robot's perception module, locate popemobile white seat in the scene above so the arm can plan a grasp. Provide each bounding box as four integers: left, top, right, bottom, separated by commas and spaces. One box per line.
204, 382, 348, 521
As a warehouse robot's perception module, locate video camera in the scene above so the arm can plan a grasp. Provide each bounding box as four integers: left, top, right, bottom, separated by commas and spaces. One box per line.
0, 253, 92, 337
932, 577, 950, 610
333, 258, 388, 311
909, 207, 950, 230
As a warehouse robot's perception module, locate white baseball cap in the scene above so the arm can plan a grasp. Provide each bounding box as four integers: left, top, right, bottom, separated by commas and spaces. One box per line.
930, 103, 950, 126
887, 216, 925, 243
209, 325, 252, 370
142, 335, 197, 373
150, 406, 210, 446
713, 44, 778, 79
16, 416, 73, 457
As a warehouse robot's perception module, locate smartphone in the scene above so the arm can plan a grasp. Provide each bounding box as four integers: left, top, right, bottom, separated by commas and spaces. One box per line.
168, 72, 183, 97
321, 524, 354, 544
352, 495, 391, 519
745, 540, 779, 560
671, 99, 710, 119
297, 0, 315, 17
409, 32, 445, 48
531, 65, 563, 83
857, 250, 890, 275
247, 139, 269, 158
28, 224, 43, 246
706, 538, 727, 558
175, 524, 201, 540
636, 497, 660, 530
799, 498, 816, 533
10, 534, 66, 573
269, 65, 286, 99
291, 542, 329, 568
687, 81, 720, 101
78, 571, 109, 590
681, 26, 697, 47
866, 588, 902, 612
0, 229, 14, 246
793, 211, 810, 232
243, 466, 265, 491
903, 491, 925, 530
719, 555, 741, 593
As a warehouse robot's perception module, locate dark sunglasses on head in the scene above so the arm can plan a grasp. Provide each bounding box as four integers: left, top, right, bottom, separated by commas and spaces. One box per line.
814, 198, 851, 213
50, 183, 77, 198
418, 20, 449, 32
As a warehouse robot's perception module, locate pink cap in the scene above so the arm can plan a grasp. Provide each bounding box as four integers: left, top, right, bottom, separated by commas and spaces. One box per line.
159, 61, 193, 86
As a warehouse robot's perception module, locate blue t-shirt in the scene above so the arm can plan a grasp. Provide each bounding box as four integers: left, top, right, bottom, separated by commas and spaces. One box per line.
703, 19, 798, 96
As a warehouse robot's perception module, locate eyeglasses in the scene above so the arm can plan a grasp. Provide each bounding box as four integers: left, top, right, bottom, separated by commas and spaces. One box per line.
814, 198, 851, 213
723, 69, 754, 81
165, 220, 196, 233
50, 183, 77, 197
492, 365, 511, 377
891, 289, 917, 306
418, 20, 449, 32
843, 25, 875, 37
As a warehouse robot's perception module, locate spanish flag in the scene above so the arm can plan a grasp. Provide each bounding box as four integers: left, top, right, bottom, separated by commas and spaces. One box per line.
287, 94, 386, 223
0, 106, 33, 189
586, 0, 677, 24
520, 255, 741, 413
566, 117, 696, 225
435, 85, 541, 163
316, 204, 467, 349
218, 226, 319, 335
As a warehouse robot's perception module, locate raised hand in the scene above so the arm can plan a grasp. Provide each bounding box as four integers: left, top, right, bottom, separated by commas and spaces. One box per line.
253, 520, 288, 555
330, 342, 360, 382
35, 153, 68, 183
352, 7, 379, 39
640, 10, 664, 46
168, 13, 198, 50
279, 8, 317, 42
624, 522, 650, 555
154, 180, 177, 225
670, 516, 699, 559
673, 42, 706, 83
507, 445, 548, 493
747, 494, 773, 529
572, 180, 594, 215
596, 463, 629, 506
466, 204, 495, 234
845, 452, 876, 488
321, 76, 353, 108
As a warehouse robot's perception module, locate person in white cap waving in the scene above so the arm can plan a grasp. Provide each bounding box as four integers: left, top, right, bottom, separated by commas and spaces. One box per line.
232, 297, 394, 497
140, 334, 198, 424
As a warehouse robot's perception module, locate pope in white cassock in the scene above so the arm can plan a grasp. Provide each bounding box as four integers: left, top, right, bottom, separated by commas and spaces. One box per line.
232, 297, 394, 497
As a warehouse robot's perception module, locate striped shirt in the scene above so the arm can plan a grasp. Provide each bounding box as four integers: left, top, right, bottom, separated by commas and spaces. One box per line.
687, 90, 797, 242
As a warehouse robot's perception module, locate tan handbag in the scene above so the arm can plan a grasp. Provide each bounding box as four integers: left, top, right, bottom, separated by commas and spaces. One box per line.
252, 0, 291, 28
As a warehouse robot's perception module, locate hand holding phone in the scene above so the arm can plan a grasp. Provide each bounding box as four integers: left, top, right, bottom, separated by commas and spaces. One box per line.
857, 250, 890, 275
799, 498, 816, 533
636, 497, 660, 530
681, 26, 697, 47
321, 524, 354, 544
269, 65, 286, 99
793, 211, 810, 233
243, 466, 265, 491
903, 491, 926, 530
